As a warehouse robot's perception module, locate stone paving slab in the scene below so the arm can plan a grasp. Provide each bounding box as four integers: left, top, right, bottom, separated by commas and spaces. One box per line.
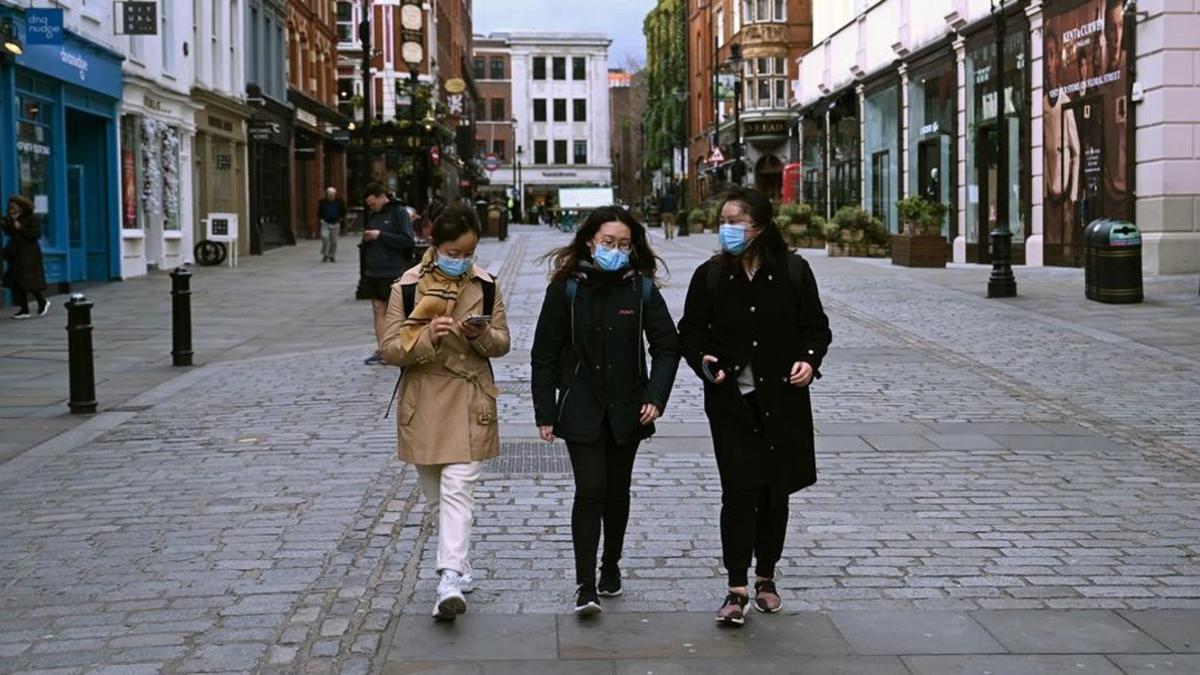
972, 609, 1168, 653
903, 654, 1124, 675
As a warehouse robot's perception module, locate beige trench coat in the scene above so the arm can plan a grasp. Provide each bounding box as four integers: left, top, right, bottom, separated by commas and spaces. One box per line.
380, 265, 511, 465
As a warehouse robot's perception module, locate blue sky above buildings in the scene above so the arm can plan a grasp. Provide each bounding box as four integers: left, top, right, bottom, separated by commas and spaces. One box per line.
475, 0, 654, 67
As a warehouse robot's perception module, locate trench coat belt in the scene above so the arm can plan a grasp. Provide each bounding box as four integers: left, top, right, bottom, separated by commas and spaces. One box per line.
440, 358, 501, 399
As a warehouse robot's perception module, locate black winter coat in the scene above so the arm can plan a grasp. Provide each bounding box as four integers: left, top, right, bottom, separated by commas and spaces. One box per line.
531, 268, 680, 445
1, 216, 47, 293
362, 201, 414, 279
677, 252, 832, 499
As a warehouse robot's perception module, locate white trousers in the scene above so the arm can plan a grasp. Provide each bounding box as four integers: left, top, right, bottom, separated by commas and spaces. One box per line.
416, 462, 483, 575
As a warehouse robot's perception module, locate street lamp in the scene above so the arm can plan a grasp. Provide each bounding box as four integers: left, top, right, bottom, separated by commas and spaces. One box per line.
728, 44, 745, 187
358, 0, 373, 188
1, 18, 22, 56
987, 0, 1017, 297
511, 117, 523, 222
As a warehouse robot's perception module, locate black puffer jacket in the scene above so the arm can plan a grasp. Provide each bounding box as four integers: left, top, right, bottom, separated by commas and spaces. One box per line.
531, 267, 680, 445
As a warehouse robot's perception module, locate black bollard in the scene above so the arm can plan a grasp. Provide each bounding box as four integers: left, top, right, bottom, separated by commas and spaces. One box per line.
170, 267, 193, 367
65, 293, 97, 414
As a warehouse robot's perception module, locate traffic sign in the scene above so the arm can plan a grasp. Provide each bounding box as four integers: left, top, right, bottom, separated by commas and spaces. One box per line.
484, 154, 500, 172
709, 146, 725, 165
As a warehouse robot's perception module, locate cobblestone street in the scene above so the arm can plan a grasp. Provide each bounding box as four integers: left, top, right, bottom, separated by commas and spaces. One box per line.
2, 226, 1200, 673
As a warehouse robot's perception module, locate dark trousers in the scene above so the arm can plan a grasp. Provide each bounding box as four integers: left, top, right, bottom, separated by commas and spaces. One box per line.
719, 391, 789, 587
565, 422, 640, 587
10, 287, 46, 314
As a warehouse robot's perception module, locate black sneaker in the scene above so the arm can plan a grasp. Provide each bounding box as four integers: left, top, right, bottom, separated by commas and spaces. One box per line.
715, 592, 749, 626
597, 566, 622, 597
574, 585, 602, 616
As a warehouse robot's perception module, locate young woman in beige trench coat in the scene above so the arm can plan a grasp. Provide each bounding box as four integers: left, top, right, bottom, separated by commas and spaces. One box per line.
380, 203, 511, 621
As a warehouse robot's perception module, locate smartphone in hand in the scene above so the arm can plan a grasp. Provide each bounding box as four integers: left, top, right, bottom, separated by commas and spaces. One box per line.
701, 359, 723, 383
464, 315, 491, 328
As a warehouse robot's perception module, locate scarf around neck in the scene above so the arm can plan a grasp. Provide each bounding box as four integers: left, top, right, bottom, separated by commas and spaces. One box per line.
399, 247, 471, 353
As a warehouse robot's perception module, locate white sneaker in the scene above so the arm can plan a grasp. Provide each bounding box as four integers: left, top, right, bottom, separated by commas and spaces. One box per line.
432, 571, 467, 621
459, 563, 475, 594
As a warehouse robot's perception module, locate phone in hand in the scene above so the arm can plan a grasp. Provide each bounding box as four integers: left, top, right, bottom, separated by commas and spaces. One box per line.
701, 359, 723, 383
464, 315, 491, 327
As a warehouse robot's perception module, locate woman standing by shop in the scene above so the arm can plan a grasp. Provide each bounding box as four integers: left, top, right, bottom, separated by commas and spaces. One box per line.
1, 196, 49, 319
677, 187, 832, 627
531, 206, 679, 615
380, 203, 510, 621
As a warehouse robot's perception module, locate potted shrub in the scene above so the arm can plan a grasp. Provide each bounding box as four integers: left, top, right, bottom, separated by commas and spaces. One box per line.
688, 207, 710, 234
777, 203, 826, 249
826, 206, 889, 257
892, 196, 948, 267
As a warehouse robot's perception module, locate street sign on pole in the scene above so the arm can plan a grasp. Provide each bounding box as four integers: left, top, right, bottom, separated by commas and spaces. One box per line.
484, 154, 499, 172
709, 147, 725, 165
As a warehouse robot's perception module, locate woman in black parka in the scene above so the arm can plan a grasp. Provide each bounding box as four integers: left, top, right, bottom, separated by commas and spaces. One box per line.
1, 195, 49, 319
677, 187, 832, 627
531, 206, 680, 616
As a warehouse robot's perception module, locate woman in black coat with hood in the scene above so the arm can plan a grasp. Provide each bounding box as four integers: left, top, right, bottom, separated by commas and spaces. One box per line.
677, 187, 832, 627
531, 206, 680, 616
2, 195, 49, 319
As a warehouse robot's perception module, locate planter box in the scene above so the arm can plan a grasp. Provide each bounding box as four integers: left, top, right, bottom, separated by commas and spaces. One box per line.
891, 234, 947, 268
827, 242, 889, 258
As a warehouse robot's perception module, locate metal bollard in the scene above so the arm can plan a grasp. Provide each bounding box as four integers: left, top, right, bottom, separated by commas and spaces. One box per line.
170, 267, 193, 367
65, 293, 97, 414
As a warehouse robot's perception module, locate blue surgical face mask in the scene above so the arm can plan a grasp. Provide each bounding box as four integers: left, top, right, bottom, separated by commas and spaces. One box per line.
592, 244, 630, 272
435, 253, 476, 277
719, 223, 751, 255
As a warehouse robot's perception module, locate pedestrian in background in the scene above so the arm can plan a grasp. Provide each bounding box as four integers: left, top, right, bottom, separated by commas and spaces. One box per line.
1, 195, 49, 319
361, 183, 415, 365
677, 187, 832, 627
531, 205, 680, 616
380, 203, 511, 621
659, 190, 678, 240
318, 186, 346, 263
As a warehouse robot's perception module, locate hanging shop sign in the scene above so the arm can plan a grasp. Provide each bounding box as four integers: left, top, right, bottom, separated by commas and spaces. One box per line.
116, 1, 159, 36
248, 120, 286, 144
26, 9, 64, 45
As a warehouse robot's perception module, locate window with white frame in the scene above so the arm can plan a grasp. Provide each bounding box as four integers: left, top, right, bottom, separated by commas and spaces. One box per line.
336, 2, 354, 43
162, 0, 175, 74
744, 56, 788, 110
716, 7, 725, 47
742, 0, 786, 23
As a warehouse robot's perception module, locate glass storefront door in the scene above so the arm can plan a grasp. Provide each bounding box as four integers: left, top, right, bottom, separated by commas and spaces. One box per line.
909, 57, 956, 240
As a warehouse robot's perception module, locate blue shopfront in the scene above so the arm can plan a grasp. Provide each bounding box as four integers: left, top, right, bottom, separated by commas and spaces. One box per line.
0, 7, 123, 292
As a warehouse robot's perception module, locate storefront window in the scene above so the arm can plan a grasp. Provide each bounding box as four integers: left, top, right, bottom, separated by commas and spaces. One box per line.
15, 94, 53, 242
966, 28, 1030, 249
864, 85, 899, 232
801, 116, 826, 217
828, 95, 861, 216
133, 116, 184, 231
909, 59, 956, 238
121, 115, 139, 229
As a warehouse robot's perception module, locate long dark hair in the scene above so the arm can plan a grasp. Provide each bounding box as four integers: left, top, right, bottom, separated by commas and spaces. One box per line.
542, 205, 666, 283
713, 187, 788, 266
7, 195, 33, 221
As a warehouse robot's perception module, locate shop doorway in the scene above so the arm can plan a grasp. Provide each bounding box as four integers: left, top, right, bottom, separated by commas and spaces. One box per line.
65, 109, 114, 281
971, 125, 999, 264
249, 142, 293, 253
869, 150, 892, 231
917, 138, 953, 245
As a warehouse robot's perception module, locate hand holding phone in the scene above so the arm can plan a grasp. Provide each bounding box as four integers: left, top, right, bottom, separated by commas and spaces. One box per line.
464, 314, 491, 327
701, 355, 725, 384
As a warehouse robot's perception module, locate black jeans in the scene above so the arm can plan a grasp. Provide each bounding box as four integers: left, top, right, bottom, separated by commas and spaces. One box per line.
720, 391, 789, 587
10, 287, 46, 314
565, 421, 640, 587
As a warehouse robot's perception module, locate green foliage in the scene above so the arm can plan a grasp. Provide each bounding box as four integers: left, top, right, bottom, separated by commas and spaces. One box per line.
896, 196, 949, 237
829, 206, 889, 247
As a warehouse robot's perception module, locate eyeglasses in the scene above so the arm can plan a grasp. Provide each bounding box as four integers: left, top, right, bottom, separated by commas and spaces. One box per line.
595, 237, 632, 252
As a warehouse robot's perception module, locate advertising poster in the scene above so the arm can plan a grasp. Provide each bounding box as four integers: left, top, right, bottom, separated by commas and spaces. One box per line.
1043, 0, 1129, 266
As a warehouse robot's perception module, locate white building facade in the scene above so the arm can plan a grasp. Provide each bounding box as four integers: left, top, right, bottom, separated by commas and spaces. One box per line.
794, 0, 1200, 274
483, 31, 613, 209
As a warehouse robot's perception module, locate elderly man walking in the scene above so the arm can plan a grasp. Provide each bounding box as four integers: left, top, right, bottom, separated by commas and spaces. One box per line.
318, 187, 347, 263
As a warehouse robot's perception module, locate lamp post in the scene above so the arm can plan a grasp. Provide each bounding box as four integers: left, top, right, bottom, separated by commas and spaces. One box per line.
358, 0, 373, 187
511, 117, 523, 221
728, 44, 745, 187
399, 0, 426, 210
987, 0, 1017, 297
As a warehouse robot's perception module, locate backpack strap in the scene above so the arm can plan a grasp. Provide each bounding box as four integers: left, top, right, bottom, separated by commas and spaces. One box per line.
401, 282, 417, 318
640, 275, 653, 304
481, 278, 496, 316
564, 277, 579, 305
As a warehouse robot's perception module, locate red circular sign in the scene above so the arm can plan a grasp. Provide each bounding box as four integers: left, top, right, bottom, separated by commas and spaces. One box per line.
484, 153, 500, 172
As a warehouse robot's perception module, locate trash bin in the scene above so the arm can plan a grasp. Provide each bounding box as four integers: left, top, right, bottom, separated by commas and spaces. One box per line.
1084, 219, 1143, 303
